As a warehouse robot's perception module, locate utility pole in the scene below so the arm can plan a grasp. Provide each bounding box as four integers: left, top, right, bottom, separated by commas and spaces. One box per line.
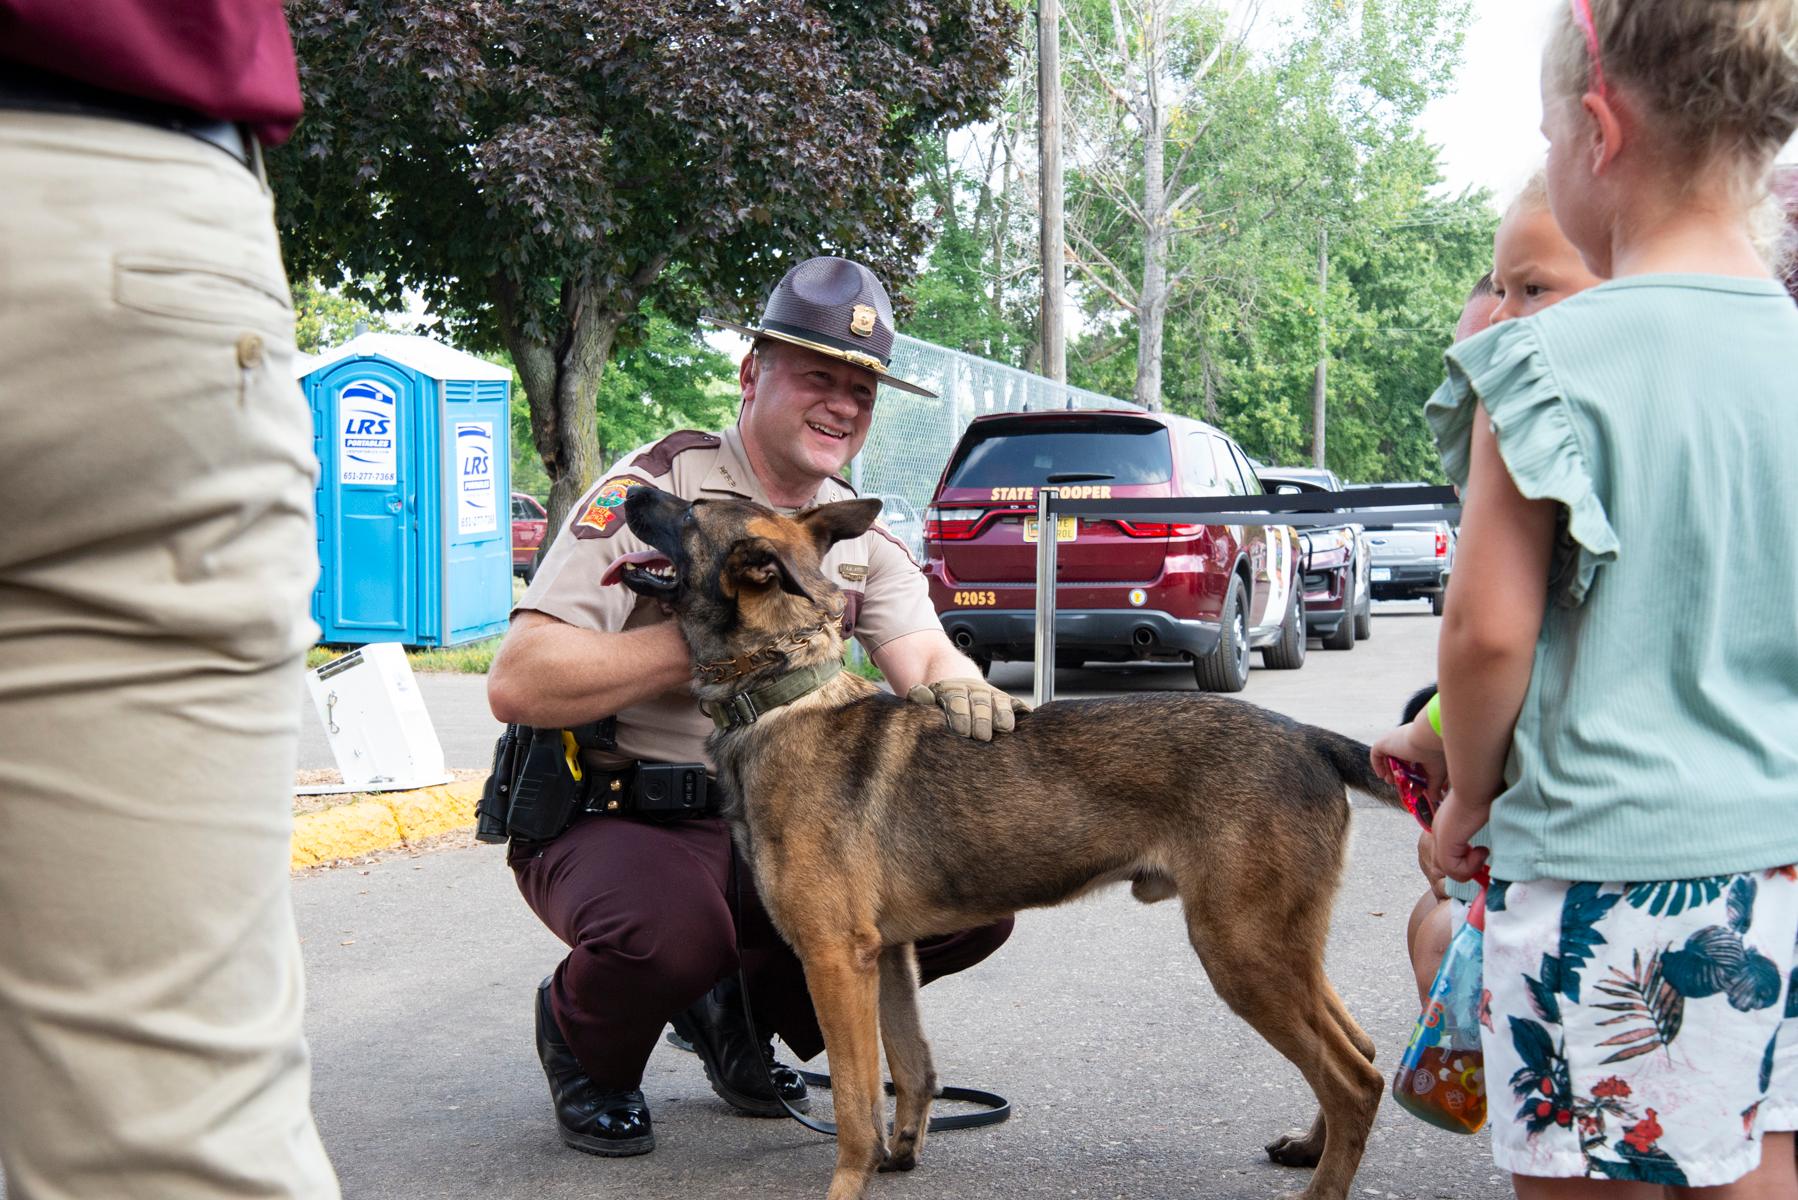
1038, 0, 1066, 384
1311, 227, 1327, 468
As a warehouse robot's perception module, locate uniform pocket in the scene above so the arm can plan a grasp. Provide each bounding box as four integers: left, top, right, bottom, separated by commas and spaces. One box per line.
113, 254, 293, 334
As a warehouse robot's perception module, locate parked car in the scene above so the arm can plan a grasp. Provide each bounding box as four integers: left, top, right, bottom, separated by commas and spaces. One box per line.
922, 409, 1305, 691
871, 492, 926, 563
511, 491, 548, 581
1255, 466, 1371, 649
1356, 482, 1453, 614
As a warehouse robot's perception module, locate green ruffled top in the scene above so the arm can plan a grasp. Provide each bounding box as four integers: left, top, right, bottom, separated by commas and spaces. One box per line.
1424, 274, 1798, 883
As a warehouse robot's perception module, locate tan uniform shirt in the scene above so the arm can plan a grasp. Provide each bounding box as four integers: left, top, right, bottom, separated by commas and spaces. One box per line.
517, 425, 942, 767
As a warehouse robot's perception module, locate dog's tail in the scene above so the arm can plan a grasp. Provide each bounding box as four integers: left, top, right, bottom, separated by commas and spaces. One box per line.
1314, 728, 1402, 809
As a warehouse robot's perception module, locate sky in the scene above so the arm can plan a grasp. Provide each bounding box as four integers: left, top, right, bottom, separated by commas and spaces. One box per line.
1415, 0, 1797, 201
1415, 0, 1556, 201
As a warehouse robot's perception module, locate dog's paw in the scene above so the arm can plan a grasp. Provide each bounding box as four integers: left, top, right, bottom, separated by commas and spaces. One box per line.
1264, 1131, 1324, 1168
878, 1145, 918, 1173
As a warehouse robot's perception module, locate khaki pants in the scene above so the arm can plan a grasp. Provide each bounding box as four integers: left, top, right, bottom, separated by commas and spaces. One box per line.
0, 112, 338, 1199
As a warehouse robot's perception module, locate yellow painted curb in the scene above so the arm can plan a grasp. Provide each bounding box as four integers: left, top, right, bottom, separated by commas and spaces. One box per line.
291, 778, 487, 870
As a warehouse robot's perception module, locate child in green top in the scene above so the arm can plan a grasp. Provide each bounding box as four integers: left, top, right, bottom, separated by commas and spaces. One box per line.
1427, 0, 1798, 1193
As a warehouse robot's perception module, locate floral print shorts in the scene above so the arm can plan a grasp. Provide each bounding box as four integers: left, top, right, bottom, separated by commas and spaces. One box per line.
1482, 867, 1798, 1186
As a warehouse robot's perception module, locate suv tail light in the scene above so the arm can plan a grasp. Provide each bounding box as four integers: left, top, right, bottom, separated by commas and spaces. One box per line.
925, 508, 986, 541
1115, 521, 1205, 538
1434, 530, 1448, 558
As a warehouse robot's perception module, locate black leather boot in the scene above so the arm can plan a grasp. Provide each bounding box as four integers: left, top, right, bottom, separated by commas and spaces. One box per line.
668, 975, 810, 1117
535, 977, 654, 1156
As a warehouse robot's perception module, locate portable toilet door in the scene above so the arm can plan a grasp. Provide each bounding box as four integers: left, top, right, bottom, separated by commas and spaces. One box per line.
312, 355, 422, 644
437, 376, 513, 646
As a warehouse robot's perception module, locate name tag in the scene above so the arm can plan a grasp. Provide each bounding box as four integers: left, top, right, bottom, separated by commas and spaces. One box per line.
838, 563, 868, 582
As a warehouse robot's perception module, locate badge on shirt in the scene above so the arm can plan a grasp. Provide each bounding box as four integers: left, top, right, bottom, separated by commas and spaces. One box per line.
573, 475, 649, 539
838, 563, 868, 582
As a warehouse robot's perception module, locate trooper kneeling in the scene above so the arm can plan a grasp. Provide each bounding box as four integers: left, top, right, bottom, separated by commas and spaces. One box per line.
483, 255, 1021, 1156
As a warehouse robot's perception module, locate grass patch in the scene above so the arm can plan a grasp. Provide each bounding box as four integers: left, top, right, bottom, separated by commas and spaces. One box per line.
845, 650, 884, 682
306, 637, 501, 675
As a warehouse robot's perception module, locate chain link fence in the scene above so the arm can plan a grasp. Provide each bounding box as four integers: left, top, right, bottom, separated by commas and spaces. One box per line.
849, 334, 1142, 546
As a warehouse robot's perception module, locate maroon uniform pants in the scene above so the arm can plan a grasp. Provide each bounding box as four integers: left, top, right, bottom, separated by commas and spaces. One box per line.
512, 813, 1014, 1091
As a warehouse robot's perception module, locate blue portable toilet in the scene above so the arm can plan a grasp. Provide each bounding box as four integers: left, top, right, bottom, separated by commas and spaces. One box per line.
299, 333, 514, 648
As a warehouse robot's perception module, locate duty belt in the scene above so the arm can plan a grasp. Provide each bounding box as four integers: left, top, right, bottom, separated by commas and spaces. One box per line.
577, 764, 639, 816
575, 759, 719, 822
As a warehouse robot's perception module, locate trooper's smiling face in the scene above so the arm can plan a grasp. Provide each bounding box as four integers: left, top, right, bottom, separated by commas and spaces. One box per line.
739, 340, 878, 485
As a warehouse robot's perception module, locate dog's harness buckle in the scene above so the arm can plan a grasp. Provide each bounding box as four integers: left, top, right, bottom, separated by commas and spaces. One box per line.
705, 660, 842, 731
721, 691, 764, 728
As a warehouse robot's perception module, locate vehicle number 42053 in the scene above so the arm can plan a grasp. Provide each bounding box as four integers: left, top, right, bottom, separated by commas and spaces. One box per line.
953, 590, 998, 607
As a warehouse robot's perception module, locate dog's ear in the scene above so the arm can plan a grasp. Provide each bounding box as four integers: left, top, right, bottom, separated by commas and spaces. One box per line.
724, 536, 814, 603
796, 498, 885, 555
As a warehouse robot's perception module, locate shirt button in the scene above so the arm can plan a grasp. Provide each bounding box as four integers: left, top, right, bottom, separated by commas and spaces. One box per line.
236, 333, 265, 369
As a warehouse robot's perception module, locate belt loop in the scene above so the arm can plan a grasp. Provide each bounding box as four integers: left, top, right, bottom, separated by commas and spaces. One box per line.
248, 132, 270, 191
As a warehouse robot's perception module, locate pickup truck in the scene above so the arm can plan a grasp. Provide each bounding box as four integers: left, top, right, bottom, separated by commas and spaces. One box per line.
1363, 507, 1453, 615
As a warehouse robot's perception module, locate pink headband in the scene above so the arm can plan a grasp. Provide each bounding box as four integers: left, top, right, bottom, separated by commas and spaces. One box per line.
1568, 0, 1609, 99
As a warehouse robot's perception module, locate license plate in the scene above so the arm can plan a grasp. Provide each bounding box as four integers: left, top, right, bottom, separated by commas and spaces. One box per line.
1371, 567, 1392, 582
1023, 516, 1077, 543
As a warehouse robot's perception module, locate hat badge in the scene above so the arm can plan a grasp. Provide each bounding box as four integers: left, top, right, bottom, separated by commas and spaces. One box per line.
849, 304, 877, 338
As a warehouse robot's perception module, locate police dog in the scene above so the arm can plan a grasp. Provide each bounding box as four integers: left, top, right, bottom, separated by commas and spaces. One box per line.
607, 486, 1404, 1200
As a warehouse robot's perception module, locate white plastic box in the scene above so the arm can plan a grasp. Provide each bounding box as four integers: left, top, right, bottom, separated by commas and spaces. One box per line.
304, 642, 449, 791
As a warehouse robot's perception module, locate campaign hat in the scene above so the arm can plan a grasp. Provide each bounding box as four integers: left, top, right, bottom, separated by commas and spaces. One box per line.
704, 256, 936, 398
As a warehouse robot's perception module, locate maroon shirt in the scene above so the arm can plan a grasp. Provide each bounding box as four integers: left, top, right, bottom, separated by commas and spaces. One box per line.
0, 0, 302, 144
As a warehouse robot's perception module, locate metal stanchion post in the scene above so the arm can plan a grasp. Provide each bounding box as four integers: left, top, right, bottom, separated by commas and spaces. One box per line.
1032, 488, 1059, 708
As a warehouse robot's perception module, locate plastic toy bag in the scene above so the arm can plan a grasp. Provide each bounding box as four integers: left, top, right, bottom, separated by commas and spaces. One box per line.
1392, 885, 1488, 1133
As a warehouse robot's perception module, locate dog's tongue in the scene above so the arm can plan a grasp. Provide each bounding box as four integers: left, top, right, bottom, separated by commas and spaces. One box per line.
600, 549, 673, 587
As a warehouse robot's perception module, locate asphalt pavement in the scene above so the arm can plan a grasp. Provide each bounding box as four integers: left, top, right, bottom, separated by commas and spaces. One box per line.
290, 599, 1511, 1200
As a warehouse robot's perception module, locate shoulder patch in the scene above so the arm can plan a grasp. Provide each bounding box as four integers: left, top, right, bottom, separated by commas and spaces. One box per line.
573, 475, 650, 539
630, 430, 720, 477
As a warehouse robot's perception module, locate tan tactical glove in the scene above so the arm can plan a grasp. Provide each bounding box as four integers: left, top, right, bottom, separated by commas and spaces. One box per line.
905, 678, 1029, 742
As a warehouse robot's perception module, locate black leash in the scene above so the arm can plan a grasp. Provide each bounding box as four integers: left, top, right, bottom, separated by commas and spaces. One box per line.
727, 846, 1010, 1136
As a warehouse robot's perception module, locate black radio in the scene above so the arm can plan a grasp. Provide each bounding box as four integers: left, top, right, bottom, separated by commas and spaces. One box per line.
632, 762, 710, 818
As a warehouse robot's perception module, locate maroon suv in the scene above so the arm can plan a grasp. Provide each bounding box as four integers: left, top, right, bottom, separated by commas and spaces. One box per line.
511, 491, 547, 581
922, 409, 1305, 692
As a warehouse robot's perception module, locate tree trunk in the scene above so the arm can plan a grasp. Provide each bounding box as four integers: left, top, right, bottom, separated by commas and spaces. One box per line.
1311, 228, 1328, 468
1200, 341, 1219, 423
1132, 1, 1168, 413
1037, 0, 1066, 384
1134, 220, 1168, 412
494, 276, 626, 554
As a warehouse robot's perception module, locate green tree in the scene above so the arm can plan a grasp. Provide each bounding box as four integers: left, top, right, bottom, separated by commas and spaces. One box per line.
1147, 136, 1495, 481
908, 71, 1043, 368
500, 309, 739, 501
273, 0, 1018, 543
592, 310, 740, 460
290, 277, 396, 354
1058, 0, 1472, 419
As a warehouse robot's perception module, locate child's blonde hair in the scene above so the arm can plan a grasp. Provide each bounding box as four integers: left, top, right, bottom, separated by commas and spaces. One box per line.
1504, 170, 1551, 223
1545, 0, 1798, 183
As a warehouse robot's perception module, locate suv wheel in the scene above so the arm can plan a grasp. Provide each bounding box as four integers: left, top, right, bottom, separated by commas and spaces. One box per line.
971, 653, 993, 680
1194, 578, 1250, 693
1430, 590, 1446, 617
1353, 590, 1371, 640
1261, 589, 1306, 671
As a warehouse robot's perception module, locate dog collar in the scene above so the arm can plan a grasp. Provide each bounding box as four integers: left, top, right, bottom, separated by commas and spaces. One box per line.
704, 660, 842, 730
